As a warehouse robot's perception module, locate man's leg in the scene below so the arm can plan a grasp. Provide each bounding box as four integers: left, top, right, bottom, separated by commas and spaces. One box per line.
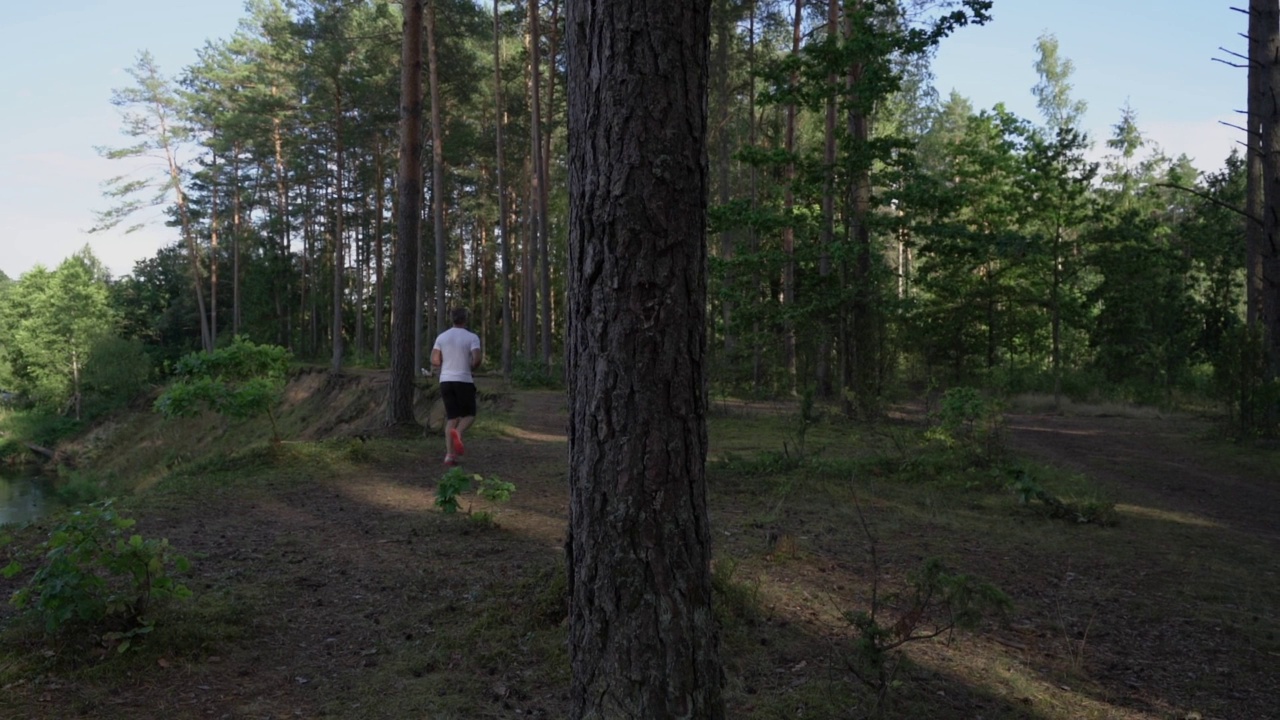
449, 384, 477, 457
450, 416, 472, 456
445, 417, 459, 461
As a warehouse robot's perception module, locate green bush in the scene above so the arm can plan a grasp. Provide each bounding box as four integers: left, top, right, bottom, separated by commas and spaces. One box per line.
155, 337, 292, 442
82, 334, 152, 410
4, 501, 191, 651
510, 357, 564, 390
926, 387, 1005, 466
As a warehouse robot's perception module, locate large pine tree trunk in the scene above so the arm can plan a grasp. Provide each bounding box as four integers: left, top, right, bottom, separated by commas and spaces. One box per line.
428, 0, 449, 336
388, 0, 425, 426
495, 0, 513, 379
1259, 0, 1280, 398
565, 1, 723, 716
1248, 1, 1267, 326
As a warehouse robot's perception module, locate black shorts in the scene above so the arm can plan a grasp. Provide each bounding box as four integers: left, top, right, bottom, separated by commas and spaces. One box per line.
439, 382, 477, 420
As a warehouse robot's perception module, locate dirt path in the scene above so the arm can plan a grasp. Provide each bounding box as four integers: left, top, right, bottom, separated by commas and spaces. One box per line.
1004, 412, 1280, 546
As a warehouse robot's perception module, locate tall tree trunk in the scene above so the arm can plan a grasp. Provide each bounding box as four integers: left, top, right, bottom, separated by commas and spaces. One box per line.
528, 0, 546, 362
374, 135, 386, 365
845, 2, 877, 417
231, 150, 243, 338
565, 1, 723, 716
781, 0, 802, 395
355, 222, 366, 361
428, 0, 449, 336
523, 157, 537, 358
331, 83, 346, 375
389, 0, 425, 426
158, 117, 212, 352
210, 153, 221, 348
496, 0, 513, 379
272, 106, 291, 348
817, 0, 838, 398
539, 0, 559, 367
748, 0, 762, 390
1259, 0, 1280, 389
714, 0, 735, 360
1248, 1, 1267, 326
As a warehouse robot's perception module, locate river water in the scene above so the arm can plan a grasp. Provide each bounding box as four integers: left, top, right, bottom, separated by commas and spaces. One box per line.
0, 466, 51, 527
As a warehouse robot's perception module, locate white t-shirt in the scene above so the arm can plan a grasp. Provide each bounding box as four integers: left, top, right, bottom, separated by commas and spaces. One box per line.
433, 326, 481, 383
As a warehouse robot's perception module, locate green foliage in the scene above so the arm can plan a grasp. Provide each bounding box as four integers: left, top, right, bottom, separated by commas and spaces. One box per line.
711, 558, 761, 628
51, 468, 110, 506
0, 409, 80, 450
926, 387, 1005, 465
1013, 471, 1118, 526
434, 467, 472, 515
81, 334, 152, 411
477, 476, 515, 503
6, 501, 191, 650
435, 467, 515, 516
510, 357, 564, 390
155, 337, 291, 442
0, 249, 119, 417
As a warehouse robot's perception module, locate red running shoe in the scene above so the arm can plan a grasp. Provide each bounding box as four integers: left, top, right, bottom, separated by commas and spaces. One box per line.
450, 428, 465, 456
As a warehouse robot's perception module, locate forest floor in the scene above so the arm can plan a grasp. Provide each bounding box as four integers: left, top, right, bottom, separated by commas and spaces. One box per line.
1, 372, 1277, 719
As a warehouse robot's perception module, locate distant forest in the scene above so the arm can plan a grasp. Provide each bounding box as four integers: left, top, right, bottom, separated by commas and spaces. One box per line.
0, 0, 1268, 431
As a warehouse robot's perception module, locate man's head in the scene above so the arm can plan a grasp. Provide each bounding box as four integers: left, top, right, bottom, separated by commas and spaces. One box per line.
451, 307, 469, 327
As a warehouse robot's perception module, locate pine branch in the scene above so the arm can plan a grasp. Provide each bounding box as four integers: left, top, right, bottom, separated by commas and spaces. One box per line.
1155, 182, 1258, 224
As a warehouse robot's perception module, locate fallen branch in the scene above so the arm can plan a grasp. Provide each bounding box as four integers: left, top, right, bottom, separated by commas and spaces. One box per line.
24, 443, 55, 460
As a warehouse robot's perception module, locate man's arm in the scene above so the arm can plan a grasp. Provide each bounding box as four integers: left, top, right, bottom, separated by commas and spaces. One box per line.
470, 348, 482, 370
431, 348, 443, 372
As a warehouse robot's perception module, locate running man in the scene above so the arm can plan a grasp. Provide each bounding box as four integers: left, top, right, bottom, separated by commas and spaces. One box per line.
430, 307, 482, 466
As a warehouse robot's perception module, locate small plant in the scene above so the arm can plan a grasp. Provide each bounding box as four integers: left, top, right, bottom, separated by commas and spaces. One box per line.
927, 386, 1006, 466
435, 468, 516, 516
782, 386, 820, 462
1013, 471, 1118, 526
711, 558, 761, 627
435, 467, 473, 515
845, 497, 1010, 717
477, 476, 516, 503
4, 501, 192, 651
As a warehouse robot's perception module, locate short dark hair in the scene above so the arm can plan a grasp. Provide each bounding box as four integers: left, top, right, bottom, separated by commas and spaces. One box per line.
451, 307, 469, 326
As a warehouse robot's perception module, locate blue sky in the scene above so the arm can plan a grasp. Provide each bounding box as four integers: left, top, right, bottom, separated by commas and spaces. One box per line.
0, 1, 1245, 280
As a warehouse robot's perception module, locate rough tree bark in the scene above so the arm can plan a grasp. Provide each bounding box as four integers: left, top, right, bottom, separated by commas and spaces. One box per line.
1258, 0, 1280, 385
1247, 0, 1267, 326
565, 0, 723, 717
388, 0, 424, 426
